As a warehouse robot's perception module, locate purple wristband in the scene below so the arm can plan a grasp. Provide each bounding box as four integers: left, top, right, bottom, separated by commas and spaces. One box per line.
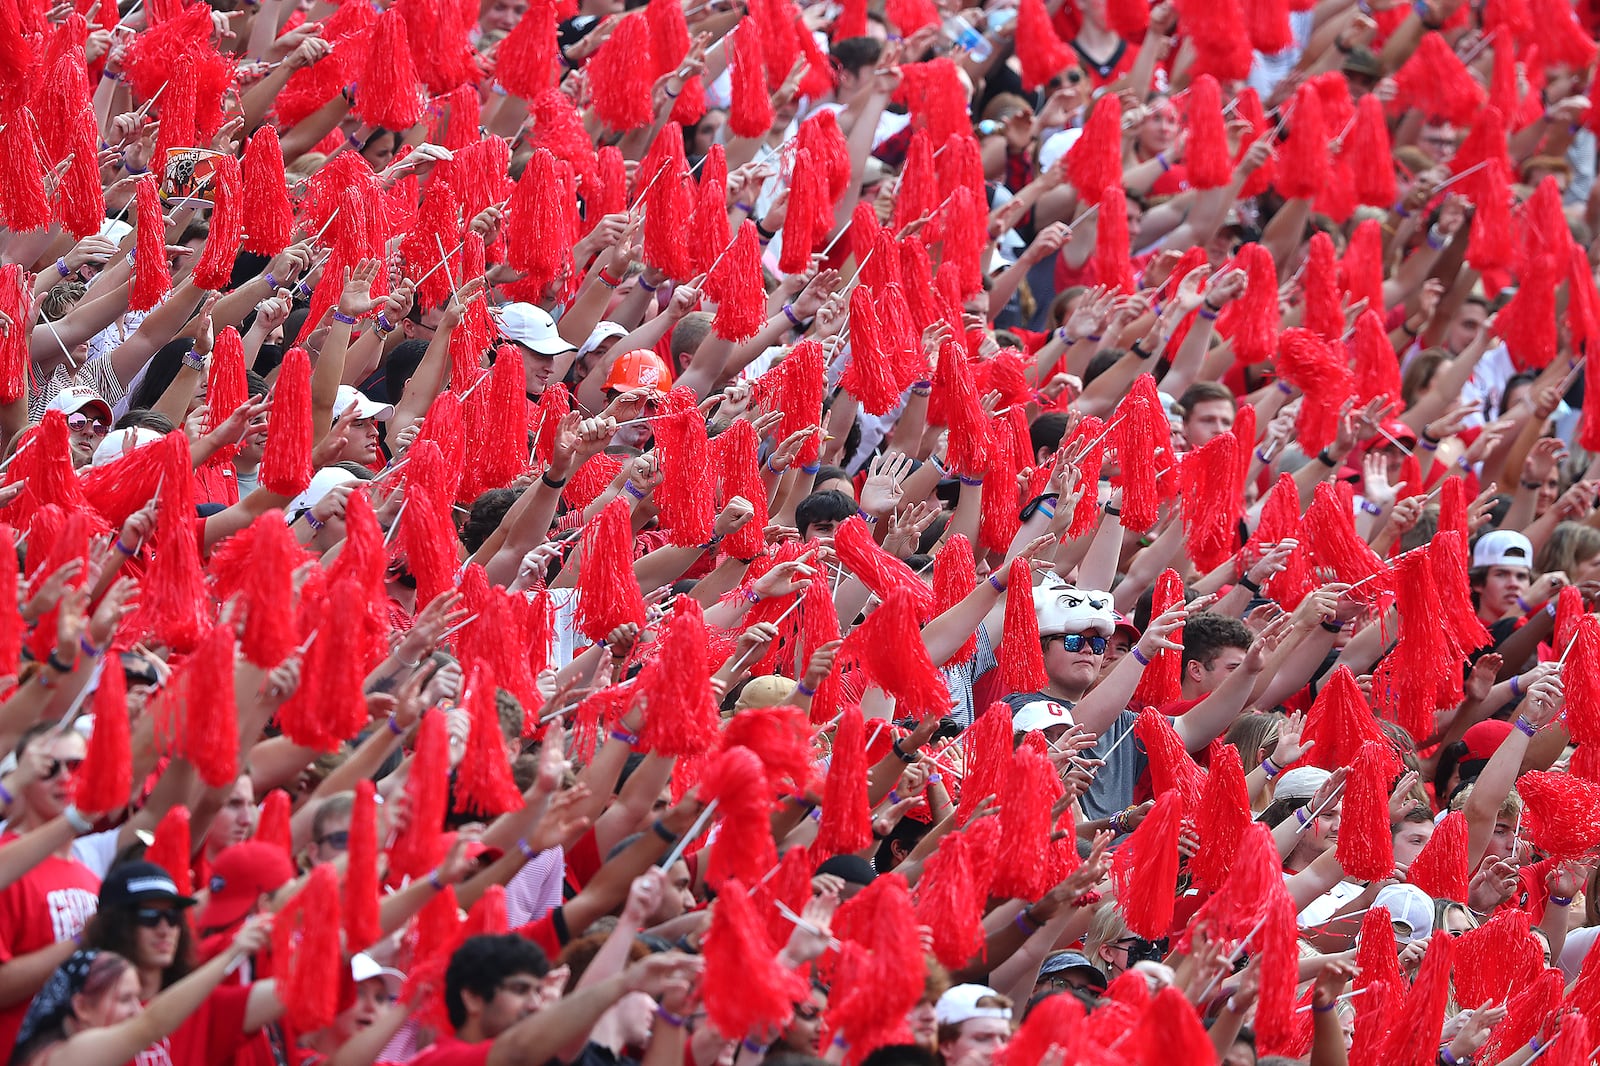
987, 573, 1007, 594
1515, 716, 1538, 737
783, 303, 804, 328
1131, 646, 1151, 666
332, 310, 357, 325
386, 715, 405, 736
1510, 676, 1522, 699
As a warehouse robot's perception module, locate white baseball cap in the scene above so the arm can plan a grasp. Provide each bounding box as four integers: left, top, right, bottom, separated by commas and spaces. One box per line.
351, 953, 404, 994
1374, 884, 1435, 942
495, 303, 576, 356
934, 985, 1011, 1027
1471, 529, 1534, 570
332, 385, 394, 423
1013, 699, 1074, 734
289, 466, 360, 518
91, 427, 164, 467
577, 321, 629, 360
46, 385, 112, 423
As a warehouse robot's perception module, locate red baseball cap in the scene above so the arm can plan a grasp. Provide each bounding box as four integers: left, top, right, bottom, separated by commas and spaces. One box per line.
1460, 719, 1513, 763
194, 842, 296, 934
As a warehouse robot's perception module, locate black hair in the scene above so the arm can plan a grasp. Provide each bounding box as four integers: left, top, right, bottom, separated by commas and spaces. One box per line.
872, 814, 930, 873
1082, 349, 1124, 385
814, 464, 850, 487
114, 409, 177, 434
1030, 411, 1072, 460
125, 339, 202, 413
830, 37, 884, 77
462, 488, 523, 553
858, 1046, 939, 1066
83, 899, 196, 991
386, 339, 432, 408
1181, 613, 1253, 672
795, 490, 858, 539
444, 935, 551, 1029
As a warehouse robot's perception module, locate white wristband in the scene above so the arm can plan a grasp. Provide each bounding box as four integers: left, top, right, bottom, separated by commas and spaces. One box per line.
62, 805, 93, 835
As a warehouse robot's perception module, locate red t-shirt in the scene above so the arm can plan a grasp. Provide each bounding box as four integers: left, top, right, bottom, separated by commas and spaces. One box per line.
406, 1034, 493, 1065
198, 931, 287, 1066
0, 840, 101, 1052
194, 463, 241, 509
126, 984, 253, 1066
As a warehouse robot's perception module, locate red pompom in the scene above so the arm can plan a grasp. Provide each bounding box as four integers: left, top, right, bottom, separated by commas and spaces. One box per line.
728, 19, 773, 138
344, 780, 383, 952
454, 663, 525, 816
1185, 76, 1233, 189
1347, 94, 1397, 207
814, 706, 873, 858
129, 175, 171, 312
0, 107, 50, 235
1391, 33, 1484, 126
635, 597, 722, 756
840, 586, 951, 717
1189, 743, 1250, 890
145, 806, 193, 895
1093, 185, 1134, 293
1180, 0, 1253, 81
1014, 0, 1074, 90
1180, 432, 1244, 576
255, 790, 293, 862
1299, 665, 1390, 770
1277, 328, 1353, 455
719, 705, 814, 795
1336, 741, 1399, 882
702, 879, 811, 1039
1274, 84, 1328, 200
1215, 243, 1281, 364
496, 0, 558, 98
274, 864, 345, 1032
1404, 809, 1468, 902
390, 710, 450, 878
1339, 219, 1385, 316
1136, 708, 1207, 814
913, 830, 986, 970
1377, 935, 1455, 1066
990, 742, 1064, 899
1110, 790, 1183, 938
1105, 0, 1151, 38
259, 347, 314, 496
996, 558, 1048, 693
0, 267, 29, 404
933, 535, 979, 667
1243, 0, 1292, 53
833, 516, 937, 619
1132, 571, 1185, 708
653, 407, 717, 546
588, 13, 655, 131
707, 222, 767, 341
1518, 771, 1600, 859
698, 746, 779, 887
76, 666, 132, 815
954, 702, 1016, 826
1110, 374, 1175, 531
1063, 95, 1123, 204
1352, 309, 1403, 410
576, 498, 648, 642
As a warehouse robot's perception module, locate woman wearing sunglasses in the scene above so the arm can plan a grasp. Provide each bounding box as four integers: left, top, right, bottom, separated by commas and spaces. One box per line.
79, 862, 287, 1065
9, 914, 271, 1066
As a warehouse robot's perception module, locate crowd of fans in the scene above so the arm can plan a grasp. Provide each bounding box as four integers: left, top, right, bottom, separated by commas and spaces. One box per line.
4, 0, 1600, 1060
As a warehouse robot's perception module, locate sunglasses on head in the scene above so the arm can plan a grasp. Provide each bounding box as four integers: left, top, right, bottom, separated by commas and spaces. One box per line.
66, 414, 109, 436
1052, 634, 1108, 654
135, 908, 184, 928
44, 757, 84, 780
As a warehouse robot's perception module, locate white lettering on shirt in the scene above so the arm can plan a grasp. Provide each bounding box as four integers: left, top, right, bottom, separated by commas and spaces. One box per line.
46, 889, 97, 943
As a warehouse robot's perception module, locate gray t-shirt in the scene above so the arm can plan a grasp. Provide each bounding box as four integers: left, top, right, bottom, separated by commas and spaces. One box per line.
1000, 695, 1146, 823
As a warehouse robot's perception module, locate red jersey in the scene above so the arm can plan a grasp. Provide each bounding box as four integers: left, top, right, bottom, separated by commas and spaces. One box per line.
406, 1034, 493, 1065
0, 841, 101, 1052
126, 984, 254, 1066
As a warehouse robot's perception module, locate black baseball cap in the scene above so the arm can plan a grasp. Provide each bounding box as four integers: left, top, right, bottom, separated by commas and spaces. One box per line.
99, 862, 196, 909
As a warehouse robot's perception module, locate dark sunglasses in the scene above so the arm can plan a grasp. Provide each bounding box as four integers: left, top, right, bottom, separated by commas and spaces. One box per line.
66, 414, 109, 436
1064, 68, 1085, 84
134, 908, 183, 928
1052, 634, 1108, 654
317, 830, 350, 851
44, 758, 84, 780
